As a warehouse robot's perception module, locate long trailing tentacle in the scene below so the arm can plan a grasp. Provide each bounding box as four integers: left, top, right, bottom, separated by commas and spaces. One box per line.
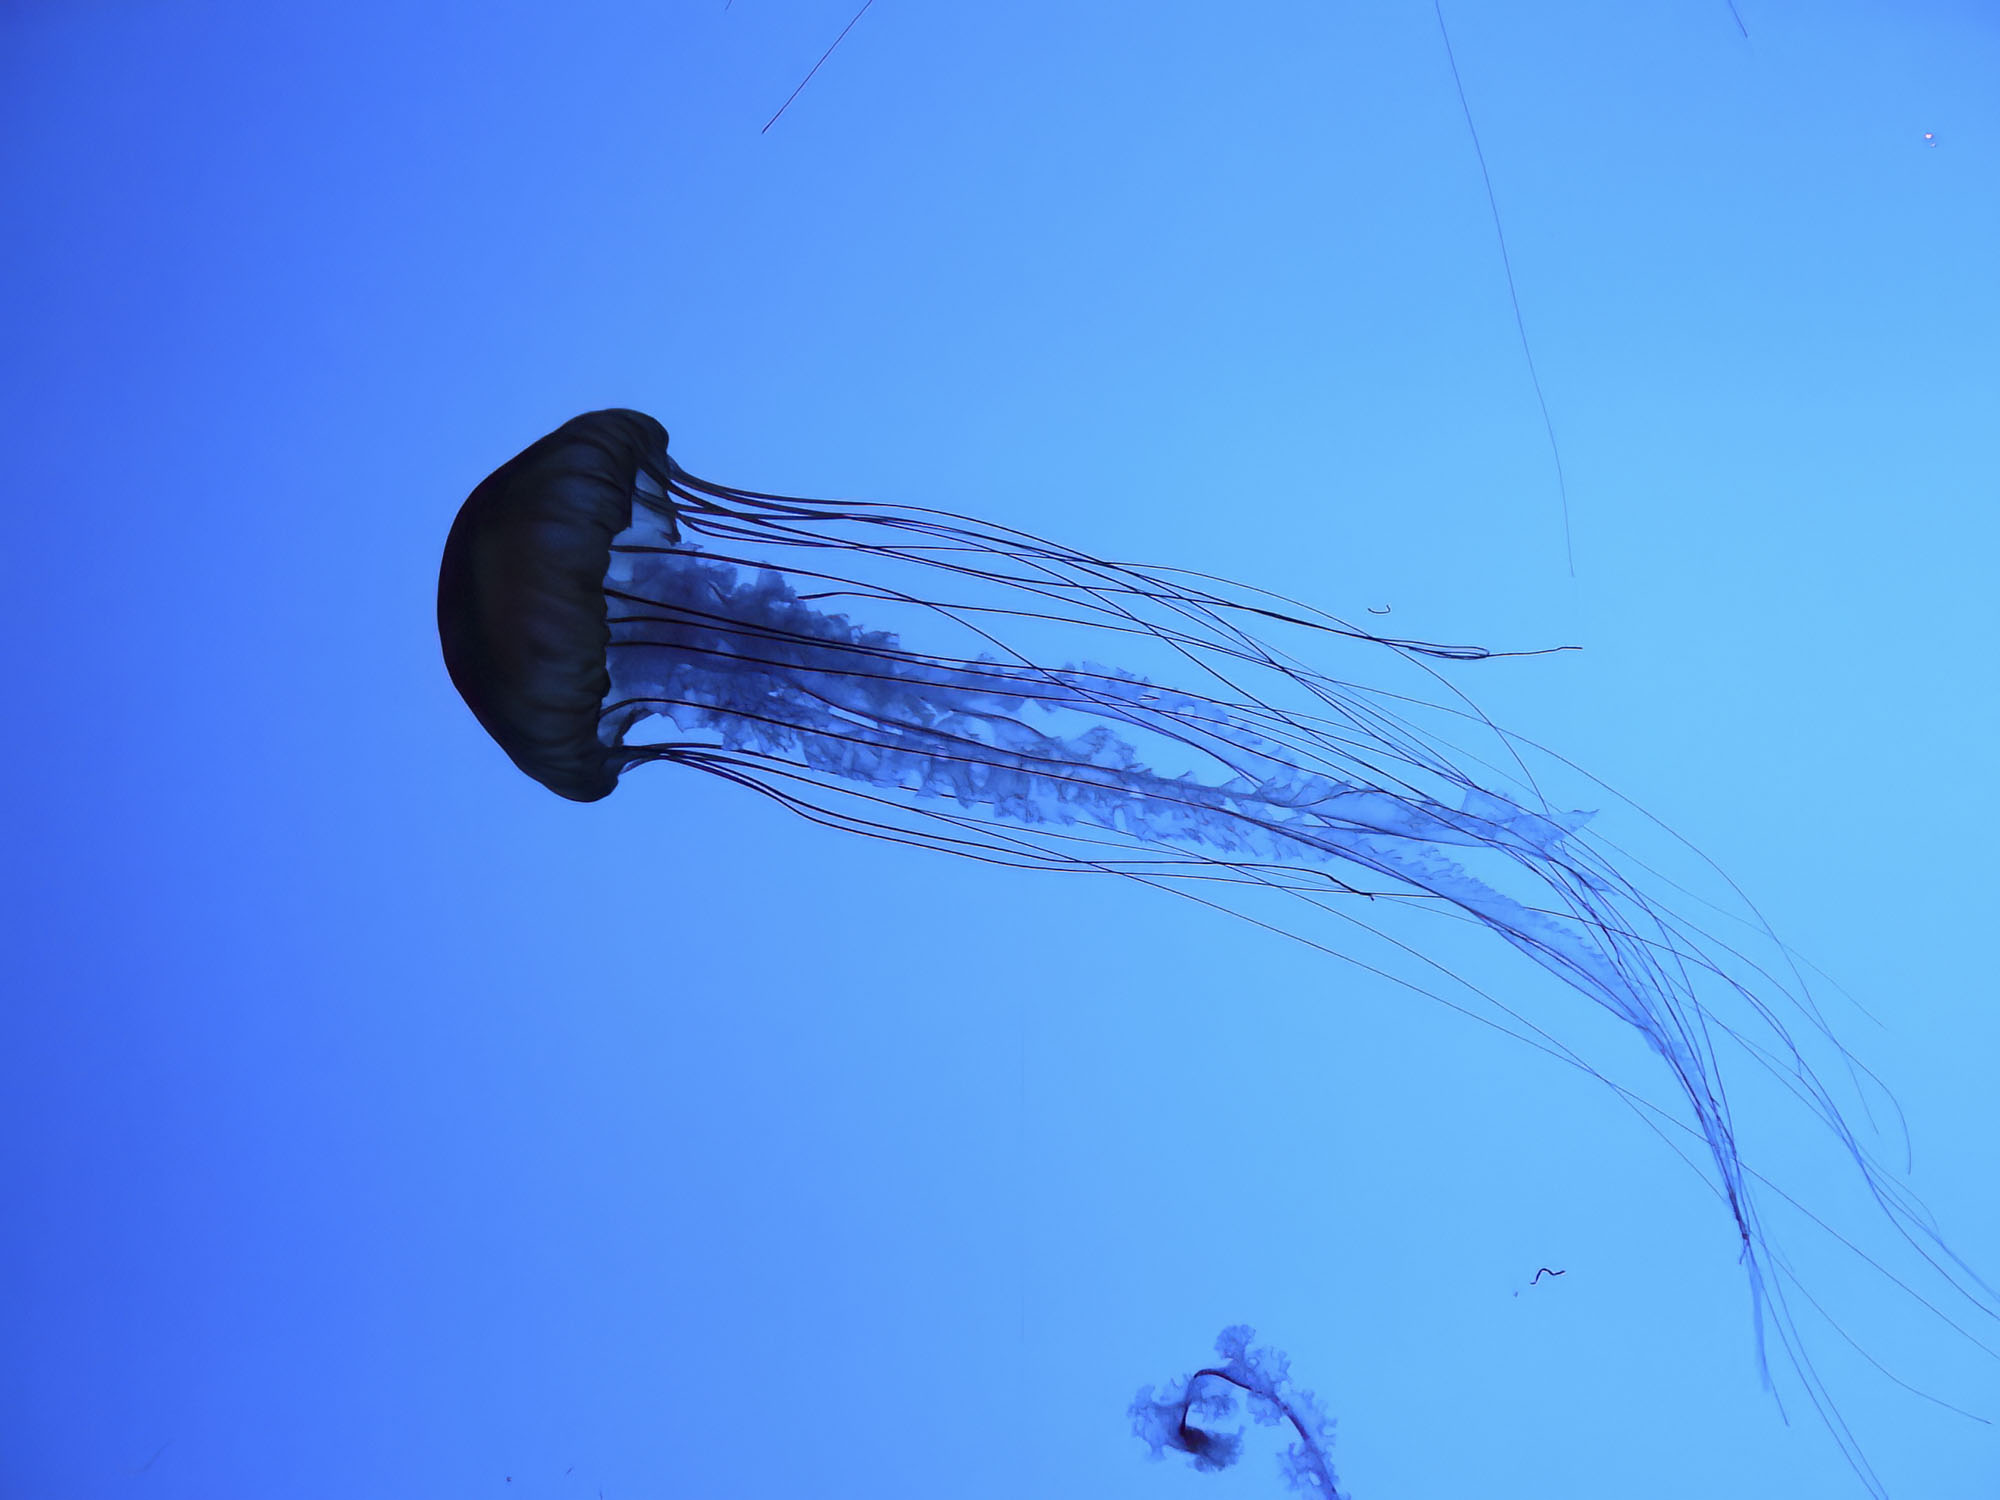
602, 465, 1996, 1500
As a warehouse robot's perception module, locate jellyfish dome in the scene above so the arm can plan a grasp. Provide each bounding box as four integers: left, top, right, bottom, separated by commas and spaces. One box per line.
437, 408, 672, 802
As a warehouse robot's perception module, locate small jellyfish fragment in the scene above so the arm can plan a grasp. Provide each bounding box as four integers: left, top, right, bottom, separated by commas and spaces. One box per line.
1131, 1325, 1343, 1496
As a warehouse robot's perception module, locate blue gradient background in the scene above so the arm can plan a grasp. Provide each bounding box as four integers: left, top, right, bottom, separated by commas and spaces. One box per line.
3, 3, 1996, 1497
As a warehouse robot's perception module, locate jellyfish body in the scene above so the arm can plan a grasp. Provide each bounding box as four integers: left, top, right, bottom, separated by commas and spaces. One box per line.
439, 411, 1994, 1497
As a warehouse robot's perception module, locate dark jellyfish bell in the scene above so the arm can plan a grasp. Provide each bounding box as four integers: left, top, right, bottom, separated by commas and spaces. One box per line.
437, 409, 674, 801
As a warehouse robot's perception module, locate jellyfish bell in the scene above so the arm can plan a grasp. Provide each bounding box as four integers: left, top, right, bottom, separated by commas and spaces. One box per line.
438, 411, 1995, 1498
437, 407, 671, 802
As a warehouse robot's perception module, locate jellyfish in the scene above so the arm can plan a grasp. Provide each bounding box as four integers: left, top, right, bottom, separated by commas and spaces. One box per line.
1131, 1326, 1343, 1497
438, 410, 1993, 1496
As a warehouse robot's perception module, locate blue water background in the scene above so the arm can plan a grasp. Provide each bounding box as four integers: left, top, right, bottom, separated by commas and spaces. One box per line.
4, 3, 1996, 1496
